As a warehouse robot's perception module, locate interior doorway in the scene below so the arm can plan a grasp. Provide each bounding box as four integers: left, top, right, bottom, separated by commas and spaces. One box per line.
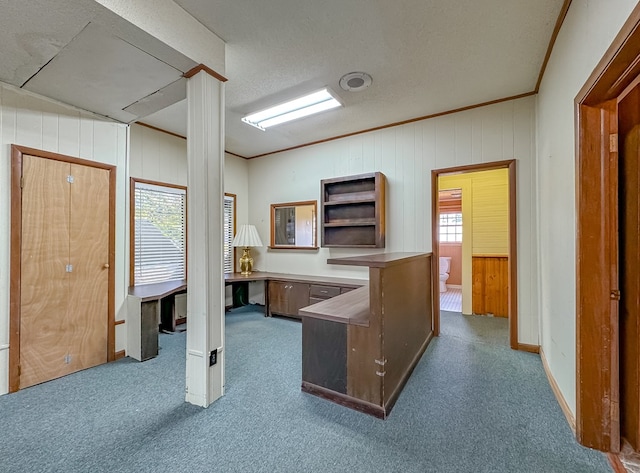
9, 145, 116, 392
431, 159, 520, 350
438, 188, 463, 313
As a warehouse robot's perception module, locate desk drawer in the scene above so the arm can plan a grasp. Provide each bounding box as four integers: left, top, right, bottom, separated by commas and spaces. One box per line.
310, 285, 340, 299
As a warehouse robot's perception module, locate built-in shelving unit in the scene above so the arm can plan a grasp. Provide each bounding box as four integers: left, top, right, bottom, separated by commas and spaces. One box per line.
320, 172, 386, 248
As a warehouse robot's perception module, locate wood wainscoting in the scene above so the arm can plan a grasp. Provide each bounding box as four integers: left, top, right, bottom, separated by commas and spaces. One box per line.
472, 255, 508, 317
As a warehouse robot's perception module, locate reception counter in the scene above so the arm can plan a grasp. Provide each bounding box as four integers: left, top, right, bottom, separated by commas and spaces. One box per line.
299, 252, 433, 419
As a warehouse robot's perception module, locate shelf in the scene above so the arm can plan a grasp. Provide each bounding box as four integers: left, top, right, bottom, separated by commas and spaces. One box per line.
323, 221, 376, 227
320, 172, 386, 248
324, 192, 376, 204
323, 199, 376, 206
322, 244, 379, 248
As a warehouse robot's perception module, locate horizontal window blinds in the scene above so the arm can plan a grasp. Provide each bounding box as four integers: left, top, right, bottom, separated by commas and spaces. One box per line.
134, 182, 186, 285
224, 195, 235, 273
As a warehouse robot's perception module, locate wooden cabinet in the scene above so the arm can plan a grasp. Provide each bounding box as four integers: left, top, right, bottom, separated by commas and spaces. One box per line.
268, 281, 310, 318
321, 172, 386, 248
309, 284, 340, 305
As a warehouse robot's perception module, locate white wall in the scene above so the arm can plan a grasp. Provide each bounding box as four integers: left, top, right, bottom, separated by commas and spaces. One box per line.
224, 152, 249, 226
0, 82, 127, 395
129, 126, 249, 202
537, 0, 638, 415
130, 124, 188, 185
128, 126, 250, 307
248, 96, 538, 344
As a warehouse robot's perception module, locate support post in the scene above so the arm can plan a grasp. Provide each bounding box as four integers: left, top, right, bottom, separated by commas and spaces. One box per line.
185, 69, 225, 407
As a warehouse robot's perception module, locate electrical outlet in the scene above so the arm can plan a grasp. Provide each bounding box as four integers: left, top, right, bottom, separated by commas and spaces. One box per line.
209, 349, 217, 366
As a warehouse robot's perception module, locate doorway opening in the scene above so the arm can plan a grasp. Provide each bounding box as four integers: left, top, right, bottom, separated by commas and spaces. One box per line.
431, 159, 520, 350
438, 188, 463, 312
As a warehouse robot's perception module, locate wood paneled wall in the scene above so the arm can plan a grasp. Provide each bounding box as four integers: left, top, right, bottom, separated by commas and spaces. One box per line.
471, 170, 509, 255
472, 256, 509, 317
439, 168, 509, 255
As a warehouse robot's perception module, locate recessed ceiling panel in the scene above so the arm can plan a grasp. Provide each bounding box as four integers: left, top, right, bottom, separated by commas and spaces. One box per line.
139, 100, 188, 138
124, 78, 187, 118
24, 22, 184, 123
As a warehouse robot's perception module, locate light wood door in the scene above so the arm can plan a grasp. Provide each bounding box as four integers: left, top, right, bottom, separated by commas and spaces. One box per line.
68, 163, 110, 372
19, 155, 109, 388
20, 156, 72, 388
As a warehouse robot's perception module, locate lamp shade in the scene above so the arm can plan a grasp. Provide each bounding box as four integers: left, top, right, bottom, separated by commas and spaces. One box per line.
232, 224, 263, 248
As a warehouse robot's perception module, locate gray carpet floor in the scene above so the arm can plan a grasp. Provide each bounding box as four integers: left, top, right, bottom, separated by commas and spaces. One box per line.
0, 307, 611, 473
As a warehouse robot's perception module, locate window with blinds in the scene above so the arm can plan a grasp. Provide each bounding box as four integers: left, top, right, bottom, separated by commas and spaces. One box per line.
224, 194, 236, 273
133, 181, 187, 285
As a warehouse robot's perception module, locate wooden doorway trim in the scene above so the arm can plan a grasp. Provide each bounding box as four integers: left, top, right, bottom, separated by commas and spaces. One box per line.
575, 4, 640, 452
431, 159, 518, 350
9, 145, 117, 393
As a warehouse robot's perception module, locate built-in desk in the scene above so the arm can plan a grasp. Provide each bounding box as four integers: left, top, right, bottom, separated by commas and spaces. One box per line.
127, 280, 187, 361
299, 252, 433, 419
224, 272, 366, 317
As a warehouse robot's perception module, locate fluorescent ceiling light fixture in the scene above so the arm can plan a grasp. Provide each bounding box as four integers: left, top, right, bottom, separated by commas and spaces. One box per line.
242, 88, 341, 130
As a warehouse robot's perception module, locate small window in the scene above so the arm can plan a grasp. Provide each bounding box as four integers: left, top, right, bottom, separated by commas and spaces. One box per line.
132, 179, 187, 286
439, 212, 462, 242
224, 194, 236, 273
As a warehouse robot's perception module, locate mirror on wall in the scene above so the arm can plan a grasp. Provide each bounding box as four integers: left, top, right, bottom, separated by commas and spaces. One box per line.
270, 200, 318, 249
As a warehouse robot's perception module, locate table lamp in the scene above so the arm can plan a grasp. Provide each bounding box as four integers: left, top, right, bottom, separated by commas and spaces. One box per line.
231, 224, 263, 275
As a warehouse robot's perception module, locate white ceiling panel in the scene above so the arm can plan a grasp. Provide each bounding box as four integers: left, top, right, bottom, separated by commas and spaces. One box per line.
124, 78, 187, 119
23, 22, 184, 123
0, 0, 97, 87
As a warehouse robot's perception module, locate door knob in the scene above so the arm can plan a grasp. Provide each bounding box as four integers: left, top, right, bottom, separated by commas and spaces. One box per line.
103, 263, 110, 269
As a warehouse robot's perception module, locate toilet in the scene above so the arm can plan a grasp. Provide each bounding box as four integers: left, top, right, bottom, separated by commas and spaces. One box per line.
439, 256, 451, 293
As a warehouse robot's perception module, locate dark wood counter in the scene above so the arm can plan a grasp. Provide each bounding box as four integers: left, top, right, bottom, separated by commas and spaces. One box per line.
326, 252, 427, 268
299, 252, 433, 419
299, 286, 370, 327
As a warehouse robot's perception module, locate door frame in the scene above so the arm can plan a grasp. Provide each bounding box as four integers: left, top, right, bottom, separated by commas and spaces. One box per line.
431, 159, 520, 350
9, 145, 116, 393
575, 4, 640, 452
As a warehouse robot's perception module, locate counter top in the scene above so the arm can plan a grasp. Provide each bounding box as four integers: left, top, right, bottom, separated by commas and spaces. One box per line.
128, 280, 187, 302
298, 286, 370, 327
327, 252, 431, 268
224, 271, 366, 287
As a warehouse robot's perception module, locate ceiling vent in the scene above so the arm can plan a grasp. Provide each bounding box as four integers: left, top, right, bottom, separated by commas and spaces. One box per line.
339, 72, 372, 92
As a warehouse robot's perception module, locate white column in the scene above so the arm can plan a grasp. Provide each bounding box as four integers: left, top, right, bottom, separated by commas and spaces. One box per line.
185, 69, 225, 407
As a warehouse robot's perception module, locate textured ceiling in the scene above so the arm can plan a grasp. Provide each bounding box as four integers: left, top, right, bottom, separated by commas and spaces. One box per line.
0, 0, 566, 158
164, 0, 565, 157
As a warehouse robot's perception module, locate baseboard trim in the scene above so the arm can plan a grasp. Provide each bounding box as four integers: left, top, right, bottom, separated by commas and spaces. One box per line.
517, 343, 540, 354
301, 381, 386, 419
446, 284, 462, 289
540, 348, 576, 434
114, 350, 126, 360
